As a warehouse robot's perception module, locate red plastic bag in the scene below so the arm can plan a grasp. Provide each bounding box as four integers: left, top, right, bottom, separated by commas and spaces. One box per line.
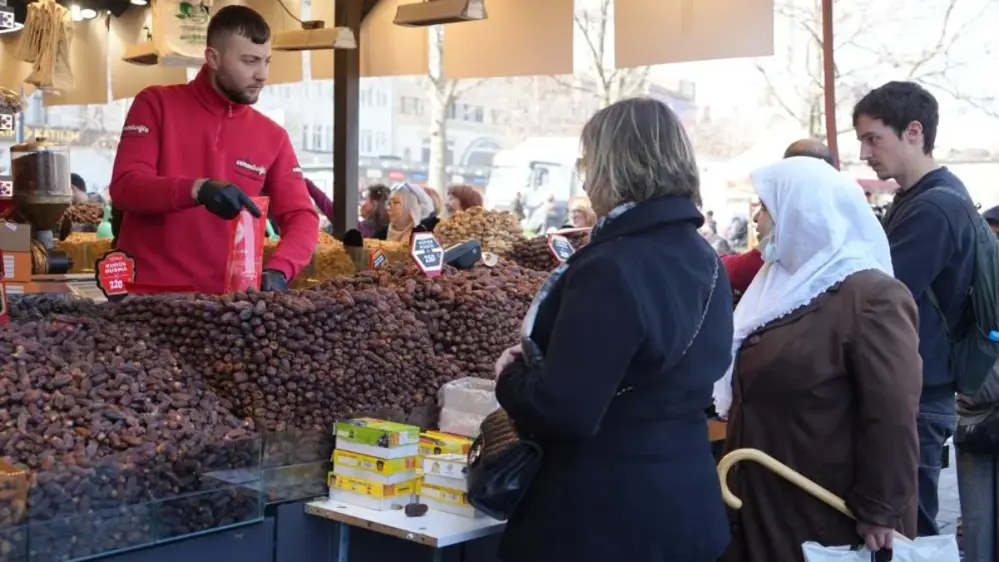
124, 283, 198, 295
224, 197, 270, 293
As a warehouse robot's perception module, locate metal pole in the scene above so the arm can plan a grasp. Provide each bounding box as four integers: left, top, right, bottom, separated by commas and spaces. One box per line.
332, 0, 363, 239
821, 0, 839, 168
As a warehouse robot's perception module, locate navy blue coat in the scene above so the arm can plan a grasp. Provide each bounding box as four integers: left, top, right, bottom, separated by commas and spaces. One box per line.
495, 196, 733, 562
882, 167, 975, 406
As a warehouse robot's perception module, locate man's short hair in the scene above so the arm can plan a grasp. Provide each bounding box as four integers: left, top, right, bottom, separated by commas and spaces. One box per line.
852, 81, 939, 155
207, 5, 271, 48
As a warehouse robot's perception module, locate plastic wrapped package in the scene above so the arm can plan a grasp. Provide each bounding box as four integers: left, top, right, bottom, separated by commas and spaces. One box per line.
259, 427, 335, 504
437, 377, 499, 438
21, 429, 263, 561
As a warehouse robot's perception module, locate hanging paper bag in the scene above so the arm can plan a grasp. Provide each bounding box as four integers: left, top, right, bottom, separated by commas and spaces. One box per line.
224, 197, 269, 293
151, 0, 214, 67
802, 535, 960, 562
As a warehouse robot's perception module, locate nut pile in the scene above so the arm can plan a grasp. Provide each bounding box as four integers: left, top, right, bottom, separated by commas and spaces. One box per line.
0, 316, 259, 560
435, 208, 525, 254
60, 203, 104, 227
504, 230, 590, 271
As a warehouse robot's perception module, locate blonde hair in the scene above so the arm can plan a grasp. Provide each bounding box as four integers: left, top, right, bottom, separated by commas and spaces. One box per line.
580, 97, 701, 215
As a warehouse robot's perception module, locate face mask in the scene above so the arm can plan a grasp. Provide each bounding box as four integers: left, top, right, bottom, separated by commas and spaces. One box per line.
759, 233, 778, 264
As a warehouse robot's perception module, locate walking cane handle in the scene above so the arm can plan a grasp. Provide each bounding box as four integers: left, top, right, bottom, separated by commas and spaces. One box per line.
717, 448, 912, 544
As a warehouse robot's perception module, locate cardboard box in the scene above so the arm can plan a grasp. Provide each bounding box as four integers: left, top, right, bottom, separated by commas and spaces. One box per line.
335, 419, 420, 458
2, 251, 31, 282
419, 431, 472, 457
332, 449, 419, 484
0, 223, 31, 252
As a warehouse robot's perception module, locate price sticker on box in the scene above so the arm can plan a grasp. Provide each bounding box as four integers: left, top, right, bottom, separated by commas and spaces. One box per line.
547, 234, 575, 263
369, 248, 387, 269
410, 232, 444, 278
95, 250, 136, 302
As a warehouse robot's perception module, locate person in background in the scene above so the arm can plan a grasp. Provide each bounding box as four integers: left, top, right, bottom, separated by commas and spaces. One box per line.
422, 186, 444, 218
376, 183, 437, 242
784, 138, 835, 165
305, 178, 334, 226
511, 191, 526, 221
359, 184, 391, 238
70, 173, 89, 204
854, 81, 975, 536
984, 205, 999, 237
704, 210, 717, 234
446, 184, 484, 214
493, 97, 732, 562
108, 6, 318, 293
718, 157, 920, 561
569, 202, 597, 229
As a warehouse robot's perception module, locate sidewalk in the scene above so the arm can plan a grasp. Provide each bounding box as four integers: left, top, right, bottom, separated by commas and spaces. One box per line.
938, 448, 960, 535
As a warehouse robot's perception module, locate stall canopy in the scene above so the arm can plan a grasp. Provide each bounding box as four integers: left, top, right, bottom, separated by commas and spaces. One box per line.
0, 0, 776, 235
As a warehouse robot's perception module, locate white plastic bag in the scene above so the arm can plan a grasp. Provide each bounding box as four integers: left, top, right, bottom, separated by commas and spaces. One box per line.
437, 377, 498, 438
152, 0, 214, 67
802, 535, 960, 562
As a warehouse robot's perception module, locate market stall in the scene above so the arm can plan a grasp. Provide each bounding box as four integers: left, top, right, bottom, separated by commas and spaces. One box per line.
0, 0, 786, 560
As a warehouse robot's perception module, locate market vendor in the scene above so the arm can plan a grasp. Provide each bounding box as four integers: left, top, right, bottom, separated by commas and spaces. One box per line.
108, 5, 318, 294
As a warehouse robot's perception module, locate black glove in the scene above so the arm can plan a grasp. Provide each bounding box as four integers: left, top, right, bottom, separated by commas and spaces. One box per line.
260, 269, 288, 291
196, 180, 261, 220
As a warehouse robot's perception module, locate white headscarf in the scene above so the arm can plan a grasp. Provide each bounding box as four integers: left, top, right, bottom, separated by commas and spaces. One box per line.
712, 157, 894, 418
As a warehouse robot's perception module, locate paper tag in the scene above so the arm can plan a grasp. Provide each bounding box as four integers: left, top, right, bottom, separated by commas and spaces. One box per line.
369, 248, 387, 269
95, 250, 136, 302
480, 252, 498, 267
547, 234, 575, 263
410, 232, 444, 278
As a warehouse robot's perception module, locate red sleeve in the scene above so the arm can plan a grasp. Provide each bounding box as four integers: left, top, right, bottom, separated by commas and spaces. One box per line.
264, 135, 319, 280
306, 179, 335, 223
108, 90, 200, 213
722, 248, 763, 293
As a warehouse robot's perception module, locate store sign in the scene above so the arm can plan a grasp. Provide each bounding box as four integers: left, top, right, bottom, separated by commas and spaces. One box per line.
547, 234, 575, 263
410, 232, 444, 278
95, 250, 136, 302
23, 126, 80, 144
369, 248, 387, 269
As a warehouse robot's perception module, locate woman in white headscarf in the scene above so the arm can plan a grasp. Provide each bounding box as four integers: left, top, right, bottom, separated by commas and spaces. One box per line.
717, 157, 922, 562
375, 183, 438, 242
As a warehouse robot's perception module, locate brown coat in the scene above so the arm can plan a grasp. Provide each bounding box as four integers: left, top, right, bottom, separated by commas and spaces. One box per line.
720, 269, 921, 562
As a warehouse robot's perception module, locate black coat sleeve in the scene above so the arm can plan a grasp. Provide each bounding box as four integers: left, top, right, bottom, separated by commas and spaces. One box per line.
495, 257, 645, 439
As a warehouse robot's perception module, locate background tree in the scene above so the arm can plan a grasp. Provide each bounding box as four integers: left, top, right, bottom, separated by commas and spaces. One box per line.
757, 0, 999, 139
424, 25, 480, 194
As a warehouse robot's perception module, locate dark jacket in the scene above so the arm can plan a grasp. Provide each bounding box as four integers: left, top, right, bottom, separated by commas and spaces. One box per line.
495, 196, 733, 562
372, 214, 439, 241
882, 167, 976, 405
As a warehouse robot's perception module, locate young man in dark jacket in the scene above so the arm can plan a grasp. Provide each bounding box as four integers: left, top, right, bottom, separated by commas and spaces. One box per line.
853, 81, 976, 536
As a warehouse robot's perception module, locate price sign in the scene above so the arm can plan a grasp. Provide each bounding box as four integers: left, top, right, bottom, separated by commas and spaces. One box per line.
547, 234, 575, 263
95, 250, 136, 302
369, 248, 387, 269
410, 232, 444, 278
0, 251, 7, 326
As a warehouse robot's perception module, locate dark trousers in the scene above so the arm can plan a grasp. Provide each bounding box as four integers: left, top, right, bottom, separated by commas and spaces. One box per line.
916, 402, 957, 536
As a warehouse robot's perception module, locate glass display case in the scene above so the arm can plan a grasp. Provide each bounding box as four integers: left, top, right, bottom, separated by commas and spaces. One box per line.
0, 433, 264, 562
261, 427, 334, 504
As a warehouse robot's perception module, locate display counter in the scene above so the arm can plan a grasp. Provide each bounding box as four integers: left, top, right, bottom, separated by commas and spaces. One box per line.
0, 432, 264, 562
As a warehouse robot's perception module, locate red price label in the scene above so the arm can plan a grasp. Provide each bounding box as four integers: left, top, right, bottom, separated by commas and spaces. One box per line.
410, 232, 444, 278
369, 248, 387, 269
95, 250, 136, 302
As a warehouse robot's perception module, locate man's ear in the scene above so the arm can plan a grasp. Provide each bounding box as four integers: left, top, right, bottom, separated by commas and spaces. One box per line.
204, 46, 221, 70
904, 120, 924, 145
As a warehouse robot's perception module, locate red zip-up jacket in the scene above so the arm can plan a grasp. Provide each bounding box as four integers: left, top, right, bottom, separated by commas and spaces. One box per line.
109, 65, 318, 294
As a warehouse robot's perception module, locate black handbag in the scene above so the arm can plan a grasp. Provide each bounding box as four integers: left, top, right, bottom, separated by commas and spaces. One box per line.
466, 256, 720, 521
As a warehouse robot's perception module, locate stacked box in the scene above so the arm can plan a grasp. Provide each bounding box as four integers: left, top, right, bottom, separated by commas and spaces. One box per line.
329, 419, 421, 510
420, 454, 483, 518
419, 431, 473, 458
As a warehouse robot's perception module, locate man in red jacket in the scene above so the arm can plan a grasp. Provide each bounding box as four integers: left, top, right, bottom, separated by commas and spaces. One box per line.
109, 5, 318, 293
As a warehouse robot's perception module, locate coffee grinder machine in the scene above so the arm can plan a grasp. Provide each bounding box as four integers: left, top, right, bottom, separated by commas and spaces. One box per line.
8, 137, 74, 274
